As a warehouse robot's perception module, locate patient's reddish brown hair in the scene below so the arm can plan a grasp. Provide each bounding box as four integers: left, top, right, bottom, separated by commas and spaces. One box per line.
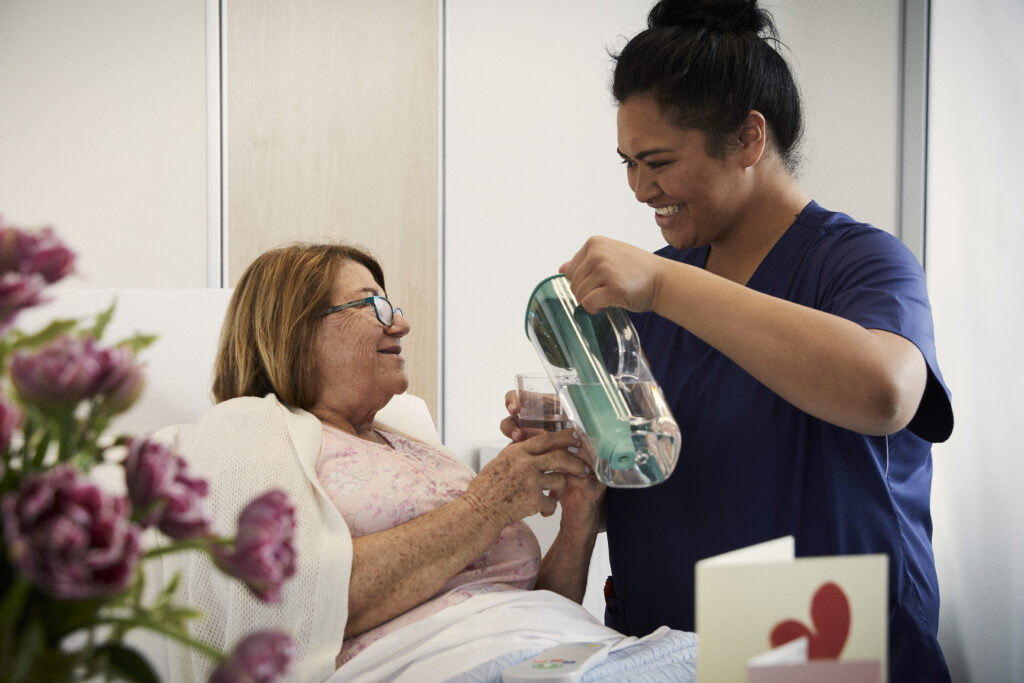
212, 242, 386, 408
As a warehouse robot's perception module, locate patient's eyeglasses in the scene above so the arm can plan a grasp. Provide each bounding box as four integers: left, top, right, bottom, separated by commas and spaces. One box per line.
323, 296, 404, 327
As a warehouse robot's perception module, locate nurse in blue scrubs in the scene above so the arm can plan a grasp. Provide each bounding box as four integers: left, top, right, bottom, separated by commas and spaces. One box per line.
504, 1, 953, 680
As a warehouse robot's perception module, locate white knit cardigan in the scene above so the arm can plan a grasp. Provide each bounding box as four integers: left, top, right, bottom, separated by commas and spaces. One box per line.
133, 394, 352, 682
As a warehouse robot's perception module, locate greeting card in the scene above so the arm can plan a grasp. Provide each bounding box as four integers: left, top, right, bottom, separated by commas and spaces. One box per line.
695, 536, 887, 682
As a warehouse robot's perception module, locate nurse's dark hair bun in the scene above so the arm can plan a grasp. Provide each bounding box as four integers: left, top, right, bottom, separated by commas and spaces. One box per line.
648, 0, 770, 36
612, 0, 802, 173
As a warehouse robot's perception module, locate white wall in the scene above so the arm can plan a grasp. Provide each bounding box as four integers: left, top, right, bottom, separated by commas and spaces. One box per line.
928, 1, 1024, 681
768, 0, 902, 234
0, 0, 209, 288
444, 0, 655, 459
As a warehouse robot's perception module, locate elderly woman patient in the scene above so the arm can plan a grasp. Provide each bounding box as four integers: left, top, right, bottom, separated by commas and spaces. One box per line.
149, 242, 695, 682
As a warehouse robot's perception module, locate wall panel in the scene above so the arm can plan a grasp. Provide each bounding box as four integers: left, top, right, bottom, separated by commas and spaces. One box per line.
225, 0, 440, 418
928, 1, 1024, 679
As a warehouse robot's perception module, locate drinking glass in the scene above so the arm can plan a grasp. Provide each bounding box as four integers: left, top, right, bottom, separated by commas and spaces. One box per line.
514, 372, 572, 433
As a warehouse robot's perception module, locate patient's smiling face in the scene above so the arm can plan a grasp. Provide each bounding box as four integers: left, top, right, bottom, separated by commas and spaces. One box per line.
310, 260, 410, 429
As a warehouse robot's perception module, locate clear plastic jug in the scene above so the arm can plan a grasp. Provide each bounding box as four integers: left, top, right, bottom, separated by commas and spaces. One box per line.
524, 274, 680, 488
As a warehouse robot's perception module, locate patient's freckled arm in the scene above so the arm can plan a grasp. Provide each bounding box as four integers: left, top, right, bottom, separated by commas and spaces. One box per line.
344, 429, 588, 638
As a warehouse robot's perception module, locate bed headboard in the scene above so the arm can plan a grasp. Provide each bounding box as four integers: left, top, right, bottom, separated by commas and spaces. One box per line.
15, 288, 234, 438
13, 287, 441, 445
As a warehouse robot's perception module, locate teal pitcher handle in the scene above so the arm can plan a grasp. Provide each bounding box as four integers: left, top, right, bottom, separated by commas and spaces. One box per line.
525, 275, 635, 470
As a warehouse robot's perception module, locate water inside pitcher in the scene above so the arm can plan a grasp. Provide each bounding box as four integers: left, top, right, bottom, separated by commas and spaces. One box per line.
524, 274, 680, 488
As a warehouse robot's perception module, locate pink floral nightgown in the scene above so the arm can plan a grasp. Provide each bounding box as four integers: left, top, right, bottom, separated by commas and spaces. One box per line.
315, 424, 541, 666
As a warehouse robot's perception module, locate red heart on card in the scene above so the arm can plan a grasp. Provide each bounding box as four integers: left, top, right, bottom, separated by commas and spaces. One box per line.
769, 581, 851, 659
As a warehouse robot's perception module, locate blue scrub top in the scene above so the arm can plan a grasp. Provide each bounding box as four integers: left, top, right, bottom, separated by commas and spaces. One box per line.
604, 202, 953, 681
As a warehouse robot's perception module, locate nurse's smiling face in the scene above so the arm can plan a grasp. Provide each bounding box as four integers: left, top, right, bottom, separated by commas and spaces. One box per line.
617, 94, 750, 250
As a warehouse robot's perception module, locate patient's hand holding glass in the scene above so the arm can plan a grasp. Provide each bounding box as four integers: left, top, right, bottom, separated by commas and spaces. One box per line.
524, 274, 681, 488
514, 372, 572, 433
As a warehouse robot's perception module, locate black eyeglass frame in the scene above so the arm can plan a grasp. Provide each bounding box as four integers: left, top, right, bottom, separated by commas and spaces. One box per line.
323, 295, 403, 327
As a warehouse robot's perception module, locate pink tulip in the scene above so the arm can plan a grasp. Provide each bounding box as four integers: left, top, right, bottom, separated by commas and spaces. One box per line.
2, 465, 141, 599
22, 227, 75, 283
123, 438, 211, 540
213, 490, 297, 603
0, 219, 75, 283
10, 334, 143, 409
208, 631, 294, 683
0, 272, 47, 333
0, 219, 74, 330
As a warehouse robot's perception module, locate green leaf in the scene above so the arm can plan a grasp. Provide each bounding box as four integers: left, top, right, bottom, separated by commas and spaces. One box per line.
147, 571, 181, 613
82, 299, 117, 341
9, 318, 79, 350
161, 606, 205, 628
117, 333, 158, 354
163, 572, 182, 597
143, 572, 205, 630
93, 643, 160, 683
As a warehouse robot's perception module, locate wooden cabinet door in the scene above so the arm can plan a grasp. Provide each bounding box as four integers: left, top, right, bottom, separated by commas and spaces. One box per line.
225, 0, 440, 419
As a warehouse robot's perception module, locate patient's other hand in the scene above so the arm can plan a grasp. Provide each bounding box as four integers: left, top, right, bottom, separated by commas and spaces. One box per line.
500, 389, 525, 442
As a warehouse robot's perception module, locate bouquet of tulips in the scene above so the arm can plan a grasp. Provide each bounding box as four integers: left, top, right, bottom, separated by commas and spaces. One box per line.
0, 217, 297, 682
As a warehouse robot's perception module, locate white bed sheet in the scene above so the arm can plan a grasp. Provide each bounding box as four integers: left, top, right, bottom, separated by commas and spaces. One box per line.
328, 588, 697, 682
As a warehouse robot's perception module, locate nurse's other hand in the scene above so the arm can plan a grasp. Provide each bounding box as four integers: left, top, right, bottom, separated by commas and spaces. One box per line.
559, 236, 663, 314
552, 450, 605, 532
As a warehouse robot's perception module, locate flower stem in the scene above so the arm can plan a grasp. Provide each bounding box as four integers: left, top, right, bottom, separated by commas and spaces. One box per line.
142, 537, 227, 561
56, 410, 74, 464
0, 575, 31, 666
0, 575, 30, 629
90, 616, 225, 662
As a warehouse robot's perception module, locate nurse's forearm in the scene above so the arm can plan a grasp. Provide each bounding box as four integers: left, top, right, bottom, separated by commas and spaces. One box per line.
535, 511, 600, 603
652, 260, 927, 435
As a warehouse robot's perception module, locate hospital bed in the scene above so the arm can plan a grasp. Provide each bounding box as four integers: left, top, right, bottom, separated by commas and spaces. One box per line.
15, 288, 697, 682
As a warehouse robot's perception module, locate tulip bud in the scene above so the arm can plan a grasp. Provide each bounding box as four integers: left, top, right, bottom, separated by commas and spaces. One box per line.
209, 631, 294, 683
213, 490, 297, 603
24, 227, 75, 284
123, 438, 211, 540
101, 356, 146, 414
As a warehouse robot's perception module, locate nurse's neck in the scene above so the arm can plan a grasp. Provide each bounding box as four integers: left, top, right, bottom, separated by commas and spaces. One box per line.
705, 180, 810, 285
